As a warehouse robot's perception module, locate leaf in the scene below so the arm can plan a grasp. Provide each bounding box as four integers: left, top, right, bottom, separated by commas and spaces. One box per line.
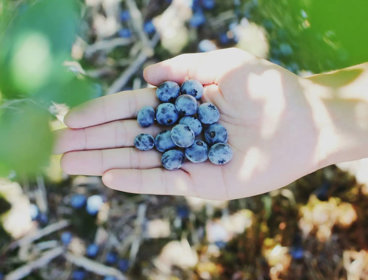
0, 101, 54, 175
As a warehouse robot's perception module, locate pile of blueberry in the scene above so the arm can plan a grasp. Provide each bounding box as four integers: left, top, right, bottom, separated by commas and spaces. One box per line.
134, 80, 233, 170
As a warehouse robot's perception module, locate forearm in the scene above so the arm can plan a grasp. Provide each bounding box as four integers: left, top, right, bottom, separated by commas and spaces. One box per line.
303, 62, 368, 168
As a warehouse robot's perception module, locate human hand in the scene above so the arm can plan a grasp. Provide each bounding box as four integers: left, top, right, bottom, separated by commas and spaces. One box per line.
55, 48, 326, 200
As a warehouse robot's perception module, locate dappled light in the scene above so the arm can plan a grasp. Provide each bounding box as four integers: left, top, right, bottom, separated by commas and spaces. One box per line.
1, 0, 368, 279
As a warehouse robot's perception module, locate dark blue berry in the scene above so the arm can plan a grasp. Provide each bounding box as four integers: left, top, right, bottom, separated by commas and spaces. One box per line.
204, 123, 228, 145
86, 195, 104, 216
175, 94, 198, 116
190, 11, 206, 27
61, 231, 72, 246
156, 103, 179, 126
198, 103, 220, 125
290, 247, 304, 260
201, 0, 215, 10
0, 273, 3, 280
176, 205, 190, 219
161, 150, 184, 170
171, 124, 195, 148
118, 28, 132, 38
104, 277, 116, 280
105, 252, 118, 264
118, 259, 130, 272
37, 213, 48, 226
144, 20, 155, 34
86, 244, 99, 258
156, 81, 180, 102
185, 140, 208, 163
181, 80, 204, 99
179, 116, 202, 136
155, 130, 176, 152
279, 43, 293, 56
137, 106, 155, 127
120, 10, 130, 22
208, 143, 233, 165
219, 33, 230, 45
134, 133, 155, 151
72, 270, 86, 280
70, 194, 86, 209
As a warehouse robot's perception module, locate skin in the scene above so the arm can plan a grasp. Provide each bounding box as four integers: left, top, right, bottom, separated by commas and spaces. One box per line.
55, 48, 368, 200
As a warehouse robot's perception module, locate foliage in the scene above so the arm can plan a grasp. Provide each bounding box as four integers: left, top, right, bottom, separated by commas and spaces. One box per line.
0, 0, 98, 176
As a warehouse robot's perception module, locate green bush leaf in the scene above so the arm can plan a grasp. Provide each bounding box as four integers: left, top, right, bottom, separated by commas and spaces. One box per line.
0, 101, 54, 175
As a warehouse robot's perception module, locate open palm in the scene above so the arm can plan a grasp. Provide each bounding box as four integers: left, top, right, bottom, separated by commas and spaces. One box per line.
56, 48, 321, 200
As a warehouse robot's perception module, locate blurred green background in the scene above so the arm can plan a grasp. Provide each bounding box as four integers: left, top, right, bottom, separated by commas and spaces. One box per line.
0, 0, 368, 279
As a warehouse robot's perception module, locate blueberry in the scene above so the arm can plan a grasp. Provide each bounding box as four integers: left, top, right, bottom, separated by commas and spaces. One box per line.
175, 94, 198, 116
0, 273, 3, 280
176, 205, 190, 219
208, 143, 233, 165
219, 33, 230, 45
86, 195, 104, 216
137, 106, 155, 127
161, 150, 184, 170
155, 130, 175, 152
185, 140, 208, 163
179, 116, 202, 136
144, 20, 155, 34
156, 81, 180, 102
290, 247, 304, 260
118, 28, 132, 38
134, 133, 155, 151
201, 0, 215, 10
105, 252, 118, 264
118, 259, 130, 272
279, 43, 293, 56
104, 277, 116, 280
86, 243, 99, 258
70, 194, 86, 209
198, 39, 217, 52
198, 103, 220, 125
120, 10, 130, 22
171, 124, 195, 148
37, 213, 48, 226
156, 103, 179, 126
180, 80, 204, 99
190, 11, 206, 27
204, 123, 228, 145
72, 270, 86, 280
61, 231, 72, 246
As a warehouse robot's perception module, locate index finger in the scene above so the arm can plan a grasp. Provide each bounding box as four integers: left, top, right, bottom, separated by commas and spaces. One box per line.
64, 88, 158, 129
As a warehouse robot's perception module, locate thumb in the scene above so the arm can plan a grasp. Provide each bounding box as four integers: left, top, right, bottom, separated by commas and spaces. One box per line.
143, 48, 251, 86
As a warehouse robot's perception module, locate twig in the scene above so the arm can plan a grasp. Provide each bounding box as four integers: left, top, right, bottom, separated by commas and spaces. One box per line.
4, 247, 64, 280
85, 37, 133, 57
64, 253, 127, 280
129, 203, 147, 263
125, 0, 153, 56
10, 220, 70, 250
106, 33, 160, 95
36, 175, 48, 214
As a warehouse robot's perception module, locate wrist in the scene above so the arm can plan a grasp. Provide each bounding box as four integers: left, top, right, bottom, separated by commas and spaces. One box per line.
302, 65, 368, 168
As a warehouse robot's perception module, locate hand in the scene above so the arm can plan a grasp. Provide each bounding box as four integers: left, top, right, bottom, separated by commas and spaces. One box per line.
55, 48, 325, 200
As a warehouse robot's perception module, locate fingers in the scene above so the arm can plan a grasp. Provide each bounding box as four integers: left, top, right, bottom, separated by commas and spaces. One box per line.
64, 88, 158, 129
61, 148, 161, 176
102, 168, 196, 197
54, 120, 161, 154
143, 48, 252, 86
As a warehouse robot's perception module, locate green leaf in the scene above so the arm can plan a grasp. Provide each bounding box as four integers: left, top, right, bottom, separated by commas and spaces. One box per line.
0, 0, 82, 99
0, 101, 54, 175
